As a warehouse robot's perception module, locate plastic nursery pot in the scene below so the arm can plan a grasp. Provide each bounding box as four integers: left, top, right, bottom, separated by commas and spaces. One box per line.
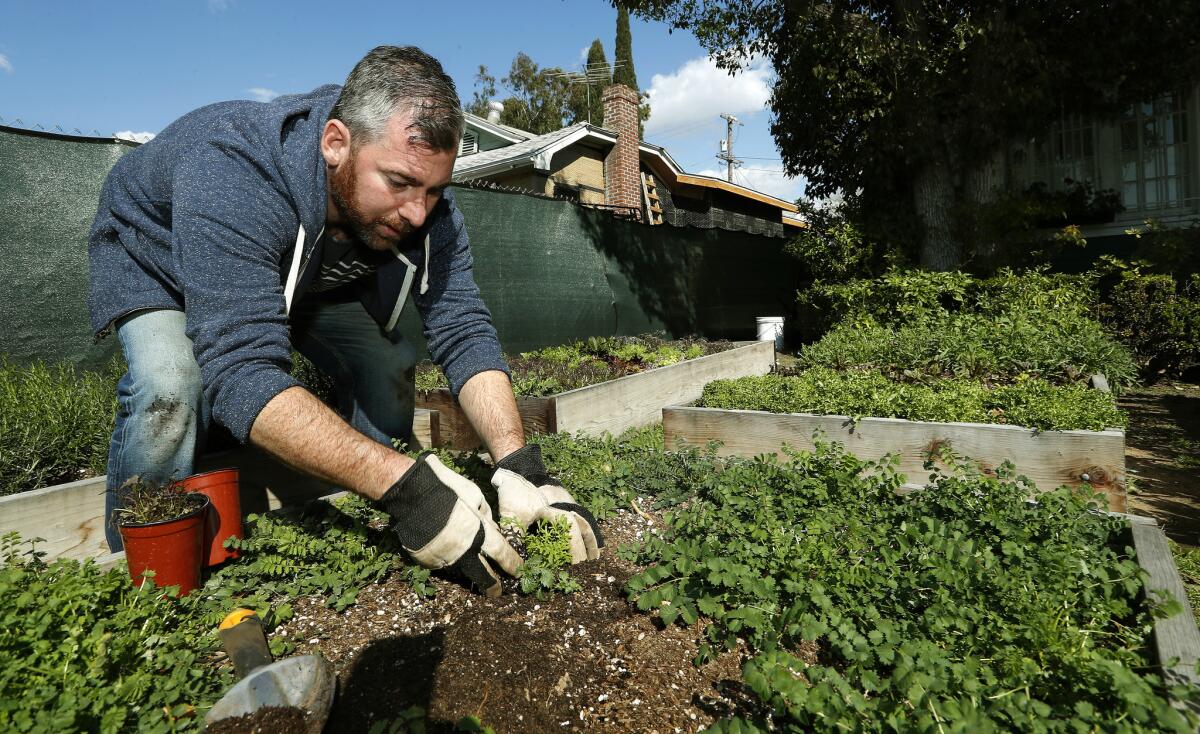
119, 494, 210, 597
178, 467, 243, 566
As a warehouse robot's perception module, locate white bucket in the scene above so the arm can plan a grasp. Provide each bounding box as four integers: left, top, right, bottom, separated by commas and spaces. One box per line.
756, 316, 784, 351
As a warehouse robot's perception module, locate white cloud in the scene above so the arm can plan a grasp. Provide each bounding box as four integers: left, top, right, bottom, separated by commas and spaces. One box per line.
113, 131, 156, 143
246, 87, 280, 102
0, 54, 13, 75
695, 166, 804, 204
208, 0, 232, 11
644, 55, 772, 140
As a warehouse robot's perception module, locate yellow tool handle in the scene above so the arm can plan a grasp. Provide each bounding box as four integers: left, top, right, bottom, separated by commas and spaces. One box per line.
217, 608, 273, 679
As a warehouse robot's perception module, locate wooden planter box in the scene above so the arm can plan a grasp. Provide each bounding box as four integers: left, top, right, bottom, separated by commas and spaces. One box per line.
0, 409, 440, 565
1125, 513, 1200, 713
416, 341, 776, 450
663, 405, 1128, 512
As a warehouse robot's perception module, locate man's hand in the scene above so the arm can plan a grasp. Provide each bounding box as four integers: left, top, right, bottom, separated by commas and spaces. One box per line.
491, 444, 603, 563
379, 453, 522, 596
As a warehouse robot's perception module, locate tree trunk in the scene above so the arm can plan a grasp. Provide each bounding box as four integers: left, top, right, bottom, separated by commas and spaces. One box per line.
962, 149, 1006, 270
914, 155, 960, 271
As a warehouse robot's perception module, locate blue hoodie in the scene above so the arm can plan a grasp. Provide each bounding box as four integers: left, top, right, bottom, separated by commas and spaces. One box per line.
88, 85, 507, 442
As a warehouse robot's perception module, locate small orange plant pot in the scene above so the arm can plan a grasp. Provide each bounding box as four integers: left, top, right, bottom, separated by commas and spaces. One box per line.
178, 467, 243, 566
118, 493, 209, 596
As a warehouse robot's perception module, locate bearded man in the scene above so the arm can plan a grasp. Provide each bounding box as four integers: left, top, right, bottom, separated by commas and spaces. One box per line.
88, 45, 600, 595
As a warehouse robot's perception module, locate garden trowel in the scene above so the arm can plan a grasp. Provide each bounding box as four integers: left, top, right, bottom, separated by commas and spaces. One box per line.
203, 609, 336, 733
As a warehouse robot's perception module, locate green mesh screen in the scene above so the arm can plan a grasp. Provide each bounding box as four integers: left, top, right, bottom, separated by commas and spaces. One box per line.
0, 126, 801, 369
0, 127, 135, 370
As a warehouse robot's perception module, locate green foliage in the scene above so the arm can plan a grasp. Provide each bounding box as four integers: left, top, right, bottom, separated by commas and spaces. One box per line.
219, 495, 415, 613
700, 369, 1126, 432
623, 444, 1197, 731
796, 268, 1137, 390
1169, 541, 1200, 630
0, 487, 440, 732
0, 533, 230, 733
1125, 218, 1200, 280
1094, 258, 1200, 378
516, 517, 583, 598
0, 357, 121, 496
801, 313, 1136, 391
613, 6, 638, 90
416, 335, 729, 397
621, 0, 1200, 268
801, 268, 1095, 333
532, 425, 715, 519
112, 476, 208, 527
466, 54, 576, 134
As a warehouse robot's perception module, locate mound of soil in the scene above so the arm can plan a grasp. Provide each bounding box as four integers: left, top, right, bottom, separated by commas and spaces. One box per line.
269, 507, 781, 733
205, 706, 313, 734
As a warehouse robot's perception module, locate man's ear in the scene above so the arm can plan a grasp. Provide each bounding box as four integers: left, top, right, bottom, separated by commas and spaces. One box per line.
321, 119, 352, 167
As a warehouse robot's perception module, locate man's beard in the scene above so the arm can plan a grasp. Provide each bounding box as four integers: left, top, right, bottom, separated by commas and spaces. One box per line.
328, 154, 412, 250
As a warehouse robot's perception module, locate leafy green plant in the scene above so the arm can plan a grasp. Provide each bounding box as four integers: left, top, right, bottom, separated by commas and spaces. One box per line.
700, 369, 1126, 432
1093, 258, 1200, 379
799, 307, 1137, 390
111, 476, 207, 526
515, 517, 582, 598
624, 443, 1197, 731
414, 335, 731, 397
0, 357, 122, 496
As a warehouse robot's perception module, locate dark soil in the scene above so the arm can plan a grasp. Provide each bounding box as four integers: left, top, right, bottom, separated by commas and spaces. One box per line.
205, 706, 313, 734
267, 505, 783, 733
1120, 381, 1200, 546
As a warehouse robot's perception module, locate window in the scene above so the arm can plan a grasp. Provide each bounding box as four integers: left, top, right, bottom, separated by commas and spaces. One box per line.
459, 131, 478, 157
1032, 112, 1099, 190
1119, 92, 1189, 212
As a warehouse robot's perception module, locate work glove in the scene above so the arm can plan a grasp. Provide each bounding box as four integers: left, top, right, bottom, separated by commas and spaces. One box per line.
379, 453, 522, 597
491, 444, 603, 563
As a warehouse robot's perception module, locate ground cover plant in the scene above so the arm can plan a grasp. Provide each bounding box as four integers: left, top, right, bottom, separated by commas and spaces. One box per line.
0, 357, 122, 496
3, 426, 1196, 731
415, 334, 731, 397
699, 368, 1127, 432
623, 444, 1198, 731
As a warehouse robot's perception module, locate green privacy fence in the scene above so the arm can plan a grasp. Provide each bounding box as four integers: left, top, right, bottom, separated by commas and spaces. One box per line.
0, 127, 135, 369
0, 125, 801, 370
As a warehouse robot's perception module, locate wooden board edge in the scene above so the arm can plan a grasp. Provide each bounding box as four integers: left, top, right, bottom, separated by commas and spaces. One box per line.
1132, 523, 1200, 689
549, 341, 775, 403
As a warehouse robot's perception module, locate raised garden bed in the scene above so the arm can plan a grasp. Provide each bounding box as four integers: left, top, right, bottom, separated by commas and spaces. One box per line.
0, 410, 440, 565
665, 370, 1128, 511
3, 430, 1196, 732
417, 339, 775, 450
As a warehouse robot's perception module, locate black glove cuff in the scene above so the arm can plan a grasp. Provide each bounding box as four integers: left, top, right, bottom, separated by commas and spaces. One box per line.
551, 501, 605, 548
379, 454, 456, 550
496, 444, 561, 487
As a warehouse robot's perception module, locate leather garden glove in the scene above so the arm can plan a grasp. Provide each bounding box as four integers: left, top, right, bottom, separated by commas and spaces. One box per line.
491, 444, 603, 563
380, 453, 523, 597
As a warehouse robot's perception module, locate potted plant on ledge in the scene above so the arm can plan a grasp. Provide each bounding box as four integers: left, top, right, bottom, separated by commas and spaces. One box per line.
111, 476, 210, 596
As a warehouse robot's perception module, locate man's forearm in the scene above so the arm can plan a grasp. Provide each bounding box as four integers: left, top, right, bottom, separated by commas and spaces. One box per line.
249, 385, 413, 500
457, 369, 525, 461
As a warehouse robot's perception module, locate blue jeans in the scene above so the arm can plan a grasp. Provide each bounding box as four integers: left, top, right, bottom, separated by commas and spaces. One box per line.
104, 300, 417, 551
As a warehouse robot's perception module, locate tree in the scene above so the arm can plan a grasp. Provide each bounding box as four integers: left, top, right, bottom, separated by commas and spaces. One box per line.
467, 53, 576, 135
612, 6, 651, 135
618, 0, 1200, 270
613, 7, 639, 90
571, 39, 612, 125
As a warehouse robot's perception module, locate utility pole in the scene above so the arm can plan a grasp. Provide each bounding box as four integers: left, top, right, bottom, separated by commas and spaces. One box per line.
717, 113, 742, 182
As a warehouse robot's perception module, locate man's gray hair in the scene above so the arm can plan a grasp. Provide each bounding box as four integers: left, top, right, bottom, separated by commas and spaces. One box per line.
330, 45, 464, 152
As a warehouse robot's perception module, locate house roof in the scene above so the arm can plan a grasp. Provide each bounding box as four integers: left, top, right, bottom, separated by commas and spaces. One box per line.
463, 112, 533, 143
453, 122, 616, 180
454, 119, 798, 215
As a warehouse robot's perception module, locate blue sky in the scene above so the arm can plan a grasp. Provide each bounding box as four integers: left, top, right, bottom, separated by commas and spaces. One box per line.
0, 0, 801, 201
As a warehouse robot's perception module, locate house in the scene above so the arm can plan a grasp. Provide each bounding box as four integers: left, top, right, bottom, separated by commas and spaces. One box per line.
453, 85, 804, 238
1007, 83, 1199, 239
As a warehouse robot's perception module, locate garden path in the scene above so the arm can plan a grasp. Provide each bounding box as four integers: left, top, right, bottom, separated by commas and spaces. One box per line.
1121, 382, 1200, 547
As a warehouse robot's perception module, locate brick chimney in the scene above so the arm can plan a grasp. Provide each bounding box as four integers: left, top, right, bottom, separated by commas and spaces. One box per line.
602, 84, 642, 212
